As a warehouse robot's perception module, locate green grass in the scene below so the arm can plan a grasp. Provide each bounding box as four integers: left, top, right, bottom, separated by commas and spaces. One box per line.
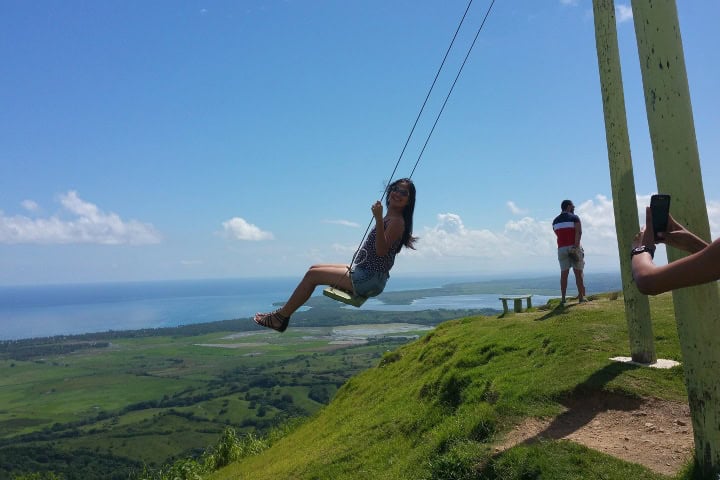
0, 320, 444, 478
209, 293, 691, 480
485, 440, 664, 480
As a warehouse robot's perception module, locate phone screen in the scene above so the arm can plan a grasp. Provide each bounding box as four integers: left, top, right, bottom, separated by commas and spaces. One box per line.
650, 194, 671, 237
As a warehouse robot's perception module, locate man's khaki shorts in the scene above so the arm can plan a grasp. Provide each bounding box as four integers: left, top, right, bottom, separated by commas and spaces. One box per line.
558, 246, 584, 271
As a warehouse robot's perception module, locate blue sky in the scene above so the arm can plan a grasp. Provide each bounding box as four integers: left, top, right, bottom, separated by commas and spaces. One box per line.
1, 0, 718, 286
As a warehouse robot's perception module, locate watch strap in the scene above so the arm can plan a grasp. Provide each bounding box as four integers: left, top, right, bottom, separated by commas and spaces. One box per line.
631, 245, 655, 259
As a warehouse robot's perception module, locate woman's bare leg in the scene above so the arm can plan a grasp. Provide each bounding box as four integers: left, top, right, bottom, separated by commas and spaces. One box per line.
277, 264, 353, 318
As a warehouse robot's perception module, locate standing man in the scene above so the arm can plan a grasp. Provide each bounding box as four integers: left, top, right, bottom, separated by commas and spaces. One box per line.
552, 199, 586, 304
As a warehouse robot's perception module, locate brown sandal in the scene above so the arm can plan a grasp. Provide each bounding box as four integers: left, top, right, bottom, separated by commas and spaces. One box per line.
253, 310, 290, 332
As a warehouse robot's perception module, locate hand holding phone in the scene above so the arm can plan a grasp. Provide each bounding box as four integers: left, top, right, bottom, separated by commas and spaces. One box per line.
650, 194, 671, 240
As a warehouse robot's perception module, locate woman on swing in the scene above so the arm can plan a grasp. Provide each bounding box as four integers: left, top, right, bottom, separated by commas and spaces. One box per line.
254, 178, 417, 332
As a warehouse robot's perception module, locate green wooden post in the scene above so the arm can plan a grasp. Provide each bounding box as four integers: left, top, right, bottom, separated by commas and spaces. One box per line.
631, 0, 720, 475
592, 0, 655, 364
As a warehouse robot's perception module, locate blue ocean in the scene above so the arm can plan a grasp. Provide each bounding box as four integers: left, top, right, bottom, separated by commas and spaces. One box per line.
0, 275, 570, 340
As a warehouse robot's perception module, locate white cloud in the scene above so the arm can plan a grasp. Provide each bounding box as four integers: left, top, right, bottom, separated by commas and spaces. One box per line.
552, 194, 629, 264
222, 217, 274, 241
295, 193, 720, 276
507, 201, 528, 215
21, 200, 39, 212
323, 219, 361, 228
560, 0, 578, 6
330, 242, 358, 255
180, 260, 203, 266
616, 5, 633, 23
708, 200, 720, 239
402, 194, 720, 274
576, 194, 619, 245
409, 212, 556, 260
0, 191, 162, 245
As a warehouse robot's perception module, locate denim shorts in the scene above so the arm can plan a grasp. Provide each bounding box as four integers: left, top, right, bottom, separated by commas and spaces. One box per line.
350, 267, 389, 298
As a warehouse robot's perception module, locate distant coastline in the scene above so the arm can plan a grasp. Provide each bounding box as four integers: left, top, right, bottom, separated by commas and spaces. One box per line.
0, 272, 621, 341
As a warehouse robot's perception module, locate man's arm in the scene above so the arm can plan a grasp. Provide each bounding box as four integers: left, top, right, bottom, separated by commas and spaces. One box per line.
574, 220, 582, 248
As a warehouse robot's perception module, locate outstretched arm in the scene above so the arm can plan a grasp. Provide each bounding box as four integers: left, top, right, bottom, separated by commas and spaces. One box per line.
632, 207, 720, 294
657, 213, 709, 254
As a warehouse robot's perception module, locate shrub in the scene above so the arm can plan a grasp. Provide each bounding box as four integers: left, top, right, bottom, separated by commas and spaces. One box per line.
426, 440, 482, 480
11, 473, 64, 480
134, 427, 269, 480
379, 350, 402, 366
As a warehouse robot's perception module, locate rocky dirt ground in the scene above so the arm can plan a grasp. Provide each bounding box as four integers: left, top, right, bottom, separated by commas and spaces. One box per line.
497, 392, 693, 476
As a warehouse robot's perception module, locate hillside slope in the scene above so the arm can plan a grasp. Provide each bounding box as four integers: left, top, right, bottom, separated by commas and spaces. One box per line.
210, 293, 690, 480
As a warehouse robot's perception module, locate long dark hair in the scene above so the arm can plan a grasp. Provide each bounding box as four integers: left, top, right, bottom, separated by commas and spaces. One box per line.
386, 178, 417, 251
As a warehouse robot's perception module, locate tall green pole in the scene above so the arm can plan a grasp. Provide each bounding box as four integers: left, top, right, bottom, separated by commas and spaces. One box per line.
631, 1, 720, 475
591, 0, 655, 364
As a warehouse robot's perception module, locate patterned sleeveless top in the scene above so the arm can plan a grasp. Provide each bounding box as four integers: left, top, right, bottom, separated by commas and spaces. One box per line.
353, 219, 403, 274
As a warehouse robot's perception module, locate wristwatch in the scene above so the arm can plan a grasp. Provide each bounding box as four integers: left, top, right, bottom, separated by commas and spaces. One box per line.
631, 245, 655, 259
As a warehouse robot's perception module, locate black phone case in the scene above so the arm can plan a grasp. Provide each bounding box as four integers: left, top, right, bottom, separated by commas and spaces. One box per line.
651, 194, 671, 234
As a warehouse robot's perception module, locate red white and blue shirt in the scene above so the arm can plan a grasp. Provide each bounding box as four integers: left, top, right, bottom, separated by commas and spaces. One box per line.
552, 212, 580, 248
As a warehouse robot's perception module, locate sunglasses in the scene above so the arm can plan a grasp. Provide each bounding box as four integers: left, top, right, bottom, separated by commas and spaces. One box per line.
390, 186, 409, 197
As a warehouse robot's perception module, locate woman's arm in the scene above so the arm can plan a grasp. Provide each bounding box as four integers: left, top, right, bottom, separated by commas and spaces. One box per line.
657, 213, 709, 254
370, 201, 404, 257
633, 240, 720, 294
632, 207, 720, 294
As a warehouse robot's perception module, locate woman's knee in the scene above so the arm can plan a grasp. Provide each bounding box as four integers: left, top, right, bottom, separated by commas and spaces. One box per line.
303, 268, 333, 286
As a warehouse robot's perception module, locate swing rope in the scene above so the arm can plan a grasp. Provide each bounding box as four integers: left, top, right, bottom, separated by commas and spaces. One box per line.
407, 0, 496, 180
379, 0, 476, 200
330, 0, 496, 295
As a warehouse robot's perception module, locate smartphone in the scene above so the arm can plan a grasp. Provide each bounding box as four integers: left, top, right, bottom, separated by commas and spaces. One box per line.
650, 194, 671, 239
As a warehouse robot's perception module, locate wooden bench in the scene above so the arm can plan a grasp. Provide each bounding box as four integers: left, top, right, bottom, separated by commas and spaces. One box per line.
498, 295, 533, 314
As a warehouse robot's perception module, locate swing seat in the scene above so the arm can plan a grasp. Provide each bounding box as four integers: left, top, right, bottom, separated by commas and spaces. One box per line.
323, 287, 367, 308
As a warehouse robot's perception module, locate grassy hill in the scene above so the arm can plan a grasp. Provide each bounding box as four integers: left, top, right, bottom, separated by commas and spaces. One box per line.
0, 308, 483, 479
207, 292, 697, 480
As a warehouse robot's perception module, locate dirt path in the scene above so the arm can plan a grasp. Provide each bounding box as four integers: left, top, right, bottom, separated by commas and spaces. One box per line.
496, 392, 693, 476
